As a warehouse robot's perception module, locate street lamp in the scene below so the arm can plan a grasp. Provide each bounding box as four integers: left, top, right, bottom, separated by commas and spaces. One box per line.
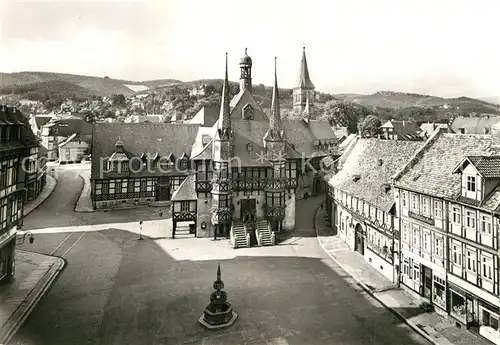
139, 221, 143, 240
17, 231, 35, 245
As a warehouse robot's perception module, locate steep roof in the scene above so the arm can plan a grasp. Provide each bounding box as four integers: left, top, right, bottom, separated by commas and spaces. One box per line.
0, 105, 39, 152
329, 139, 423, 211
171, 174, 197, 201
308, 120, 337, 140
43, 117, 92, 137
295, 47, 315, 89
394, 133, 500, 204
454, 156, 500, 178
91, 123, 200, 179
189, 105, 220, 127
451, 115, 500, 134
35, 115, 53, 127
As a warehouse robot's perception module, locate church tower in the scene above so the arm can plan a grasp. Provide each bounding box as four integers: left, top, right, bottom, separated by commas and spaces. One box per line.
211, 53, 234, 238
293, 46, 315, 114
239, 48, 252, 93
264, 58, 286, 233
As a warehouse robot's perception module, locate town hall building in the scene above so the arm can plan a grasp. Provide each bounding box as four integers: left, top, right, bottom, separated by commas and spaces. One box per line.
91, 48, 338, 248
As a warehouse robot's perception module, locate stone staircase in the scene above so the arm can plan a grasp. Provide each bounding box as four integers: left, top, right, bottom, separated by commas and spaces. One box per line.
231, 221, 249, 248
256, 220, 274, 246
174, 222, 194, 238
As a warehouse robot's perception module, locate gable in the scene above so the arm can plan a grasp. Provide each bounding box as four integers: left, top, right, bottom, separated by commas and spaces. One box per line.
229, 90, 268, 121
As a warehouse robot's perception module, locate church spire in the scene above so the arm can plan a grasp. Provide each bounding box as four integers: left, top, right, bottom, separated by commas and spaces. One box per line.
297, 45, 315, 89
270, 57, 281, 131
264, 57, 284, 143
218, 52, 231, 131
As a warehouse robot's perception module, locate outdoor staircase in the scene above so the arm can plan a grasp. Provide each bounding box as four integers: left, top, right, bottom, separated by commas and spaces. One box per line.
231, 221, 249, 248
256, 220, 274, 246
174, 222, 193, 238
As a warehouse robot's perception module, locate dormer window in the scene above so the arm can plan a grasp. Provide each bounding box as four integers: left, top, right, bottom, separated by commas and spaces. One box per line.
243, 104, 254, 120
466, 176, 476, 192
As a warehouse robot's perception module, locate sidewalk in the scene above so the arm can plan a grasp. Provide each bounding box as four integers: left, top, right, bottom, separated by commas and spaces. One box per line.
75, 170, 93, 213
314, 206, 491, 345
0, 250, 65, 344
23, 174, 57, 217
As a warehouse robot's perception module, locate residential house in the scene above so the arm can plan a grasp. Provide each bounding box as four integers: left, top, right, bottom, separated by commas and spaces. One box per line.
451, 115, 500, 135
326, 138, 422, 282
378, 120, 422, 141
40, 115, 92, 161
28, 114, 52, 137
91, 48, 338, 247
0, 105, 39, 283
393, 127, 500, 344
420, 122, 453, 138
58, 133, 91, 164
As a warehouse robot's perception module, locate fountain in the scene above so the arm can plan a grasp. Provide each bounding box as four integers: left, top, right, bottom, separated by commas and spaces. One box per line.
198, 263, 238, 329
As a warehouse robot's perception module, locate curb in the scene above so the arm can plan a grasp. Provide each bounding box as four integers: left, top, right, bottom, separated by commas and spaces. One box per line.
313, 206, 440, 345
0, 257, 65, 345
23, 174, 58, 217
74, 172, 94, 213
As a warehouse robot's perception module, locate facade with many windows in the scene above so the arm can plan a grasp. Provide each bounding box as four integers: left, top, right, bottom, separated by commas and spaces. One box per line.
326, 138, 422, 282
0, 105, 39, 283
394, 128, 500, 343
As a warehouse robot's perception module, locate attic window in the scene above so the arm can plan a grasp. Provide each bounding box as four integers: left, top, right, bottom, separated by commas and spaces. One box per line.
246, 143, 253, 153
412, 174, 421, 181
459, 128, 465, 134
202, 135, 211, 145
352, 174, 361, 182
382, 184, 391, 193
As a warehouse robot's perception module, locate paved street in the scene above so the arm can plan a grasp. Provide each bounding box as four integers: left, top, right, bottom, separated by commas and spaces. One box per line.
10, 171, 431, 345
24, 166, 170, 230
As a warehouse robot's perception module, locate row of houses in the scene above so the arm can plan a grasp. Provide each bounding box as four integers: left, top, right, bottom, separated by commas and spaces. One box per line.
29, 113, 91, 164
1, 105, 45, 284
325, 124, 500, 344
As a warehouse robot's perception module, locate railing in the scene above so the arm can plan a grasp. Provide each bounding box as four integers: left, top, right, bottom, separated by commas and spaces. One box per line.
195, 180, 212, 192
173, 210, 196, 221
264, 205, 285, 219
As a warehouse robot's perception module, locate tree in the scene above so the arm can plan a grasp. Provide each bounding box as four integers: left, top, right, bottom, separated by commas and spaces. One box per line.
111, 93, 126, 106
358, 114, 382, 137
318, 100, 365, 134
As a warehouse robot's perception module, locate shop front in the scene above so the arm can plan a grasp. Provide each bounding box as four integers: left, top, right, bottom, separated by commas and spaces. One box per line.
432, 274, 447, 311
479, 300, 500, 344
448, 283, 479, 328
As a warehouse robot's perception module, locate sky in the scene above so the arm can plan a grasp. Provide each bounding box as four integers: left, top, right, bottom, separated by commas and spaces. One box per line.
0, 0, 499, 98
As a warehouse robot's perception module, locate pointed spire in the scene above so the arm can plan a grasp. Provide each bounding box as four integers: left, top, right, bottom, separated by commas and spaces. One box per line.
297, 46, 315, 89
218, 52, 231, 131
217, 262, 221, 280
270, 57, 281, 131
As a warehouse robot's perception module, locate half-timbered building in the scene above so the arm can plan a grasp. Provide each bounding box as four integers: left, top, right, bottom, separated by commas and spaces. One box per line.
0, 105, 39, 283
394, 126, 500, 343
326, 138, 422, 282
91, 48, 338, 248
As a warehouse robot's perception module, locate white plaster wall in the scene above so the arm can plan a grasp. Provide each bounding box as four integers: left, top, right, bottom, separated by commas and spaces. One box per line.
283, 190, 296, 231
196, 195, 213, 237
364, 248, 395, 282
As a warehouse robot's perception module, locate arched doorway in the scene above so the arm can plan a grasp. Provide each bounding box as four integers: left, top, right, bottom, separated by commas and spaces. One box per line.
354, 223, 364, 255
